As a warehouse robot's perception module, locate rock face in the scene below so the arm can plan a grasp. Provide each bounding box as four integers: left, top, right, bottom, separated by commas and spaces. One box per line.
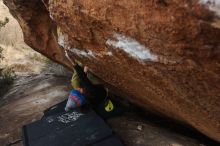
0, 74, 211, 146
3, 0, 220, 142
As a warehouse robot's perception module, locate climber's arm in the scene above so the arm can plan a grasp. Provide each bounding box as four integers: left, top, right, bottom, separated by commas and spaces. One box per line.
64, 49, 100, 96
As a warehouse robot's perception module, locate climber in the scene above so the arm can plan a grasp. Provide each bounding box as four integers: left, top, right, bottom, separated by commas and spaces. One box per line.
64, 49, 123, 118
64, 63, 103, 112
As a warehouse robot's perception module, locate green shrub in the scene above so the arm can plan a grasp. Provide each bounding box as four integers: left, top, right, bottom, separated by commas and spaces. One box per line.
0, 17, 9, 28
0, 17, 15, 97
0, 46, 3, 60
0, 67, 15, 83
0, 67, 15, 96
0, 17, 9, 60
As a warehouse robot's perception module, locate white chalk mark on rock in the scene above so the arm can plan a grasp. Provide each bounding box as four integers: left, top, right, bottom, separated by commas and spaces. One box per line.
49, 13, 54, 20
67, 48, 113, 58
57, 112, 84, 123
58, 34, 65, 48
57, 30, 113, 59
106, 33, 158, 62
67, 48, 96, 58
200, 0, 220, 17
106, 52, 113, 56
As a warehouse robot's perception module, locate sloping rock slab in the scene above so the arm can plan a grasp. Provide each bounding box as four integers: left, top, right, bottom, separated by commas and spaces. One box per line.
3, 0, 220, 142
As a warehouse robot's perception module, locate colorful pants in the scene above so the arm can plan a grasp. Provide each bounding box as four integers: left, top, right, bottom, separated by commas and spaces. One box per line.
65, 98, 77, 112
65, 65, 102, 112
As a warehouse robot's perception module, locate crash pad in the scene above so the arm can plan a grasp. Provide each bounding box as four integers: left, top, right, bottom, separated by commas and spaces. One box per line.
23, 101, 123, 146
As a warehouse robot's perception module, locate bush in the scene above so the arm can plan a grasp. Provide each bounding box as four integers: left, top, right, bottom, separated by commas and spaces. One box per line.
0, 17, 9, 28
0, 17, 15, 97
0, 46, 3, 60
0, 45, 15, 97
0, 67, 15, 97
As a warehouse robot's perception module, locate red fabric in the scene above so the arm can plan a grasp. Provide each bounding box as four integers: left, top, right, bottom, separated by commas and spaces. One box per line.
70, 95, 81, 106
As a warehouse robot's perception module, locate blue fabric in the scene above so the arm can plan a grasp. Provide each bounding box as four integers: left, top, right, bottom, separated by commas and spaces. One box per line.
70, 90, 86, 106
65, 90, 86, 111
65, 99, 77, 112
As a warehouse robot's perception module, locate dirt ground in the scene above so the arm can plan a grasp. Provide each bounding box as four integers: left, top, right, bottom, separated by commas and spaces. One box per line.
0, 73, 70, 146
0, 73, 219, 146
108, 112, 219, 146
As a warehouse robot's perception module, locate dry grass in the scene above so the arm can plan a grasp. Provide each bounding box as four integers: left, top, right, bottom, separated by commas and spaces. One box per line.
0, 0, 23, 46
0, 1, 47, 74
0, 1, 70, 76
0, 44, 47, 73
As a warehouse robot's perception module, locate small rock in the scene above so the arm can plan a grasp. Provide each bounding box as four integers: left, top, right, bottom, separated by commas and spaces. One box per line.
137, 125, 143, 131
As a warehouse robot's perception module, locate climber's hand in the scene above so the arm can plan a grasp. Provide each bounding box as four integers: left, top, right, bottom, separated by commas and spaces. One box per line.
84, 66, 89, 73
64, 49, 76, 66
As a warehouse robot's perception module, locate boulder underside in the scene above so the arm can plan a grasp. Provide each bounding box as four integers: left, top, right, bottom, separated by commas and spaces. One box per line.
3, 0, 220, 143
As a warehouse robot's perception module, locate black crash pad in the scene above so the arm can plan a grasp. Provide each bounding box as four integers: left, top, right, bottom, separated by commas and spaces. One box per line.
42, 100, 67, 118
23, 103, 123, 146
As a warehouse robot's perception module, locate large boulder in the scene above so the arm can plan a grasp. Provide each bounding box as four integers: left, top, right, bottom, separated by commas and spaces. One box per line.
3, 0, 220, 142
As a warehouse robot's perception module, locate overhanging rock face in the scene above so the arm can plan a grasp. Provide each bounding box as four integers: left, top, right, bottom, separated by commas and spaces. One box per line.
3, 0, 220, 142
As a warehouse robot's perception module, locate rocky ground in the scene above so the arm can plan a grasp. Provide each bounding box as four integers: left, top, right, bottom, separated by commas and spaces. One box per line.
0, 72, 219, 146
3, 0, 220, 142
0, 73, 70, 146
0, 1, 219, 146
